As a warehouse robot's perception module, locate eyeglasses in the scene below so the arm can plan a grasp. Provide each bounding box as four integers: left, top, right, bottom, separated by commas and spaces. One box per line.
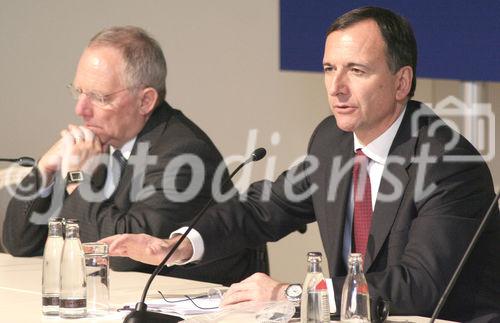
67, 83, 131, 108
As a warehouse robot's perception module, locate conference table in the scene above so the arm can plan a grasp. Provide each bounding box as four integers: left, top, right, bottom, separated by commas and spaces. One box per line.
0, 253, 454, 322
0, 253, 224, 322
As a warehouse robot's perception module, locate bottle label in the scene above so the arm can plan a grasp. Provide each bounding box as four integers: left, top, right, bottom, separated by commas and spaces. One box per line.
315, 279, 327, 291
357, 284, 369, 294
42, 296, 59, 306
60, 299, 86, 308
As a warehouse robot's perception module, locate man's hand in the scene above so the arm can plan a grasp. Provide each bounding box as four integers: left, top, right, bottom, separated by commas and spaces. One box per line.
99, 233, 194, 266
37, 138, 65, 187
36, 125, 104, 192
60, 125, 104, 193
61, 124, 104, 175
221, 273, 288, 307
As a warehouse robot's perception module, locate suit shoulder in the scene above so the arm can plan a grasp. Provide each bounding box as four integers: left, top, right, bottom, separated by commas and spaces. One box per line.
150, 104, 225, 162
167, 109, 216, 144
407, 101, 482, 158
310, 115, 339, 139
307, 115, 347, 152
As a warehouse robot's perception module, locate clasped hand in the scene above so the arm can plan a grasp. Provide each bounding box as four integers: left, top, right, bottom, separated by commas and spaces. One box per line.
37, 124, 104, 190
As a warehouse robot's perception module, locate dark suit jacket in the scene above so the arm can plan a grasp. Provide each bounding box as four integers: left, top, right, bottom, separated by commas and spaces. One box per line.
3, 101, 268, 286
194, 101, 500, 321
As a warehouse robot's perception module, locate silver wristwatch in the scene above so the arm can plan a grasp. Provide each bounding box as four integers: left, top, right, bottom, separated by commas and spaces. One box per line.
66, 170, 84, 185
285, 283, 303, 304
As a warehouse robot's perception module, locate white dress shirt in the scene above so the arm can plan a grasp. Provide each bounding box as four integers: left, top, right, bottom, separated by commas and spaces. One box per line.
104, 138, 136, 198
342, 107, 406, 265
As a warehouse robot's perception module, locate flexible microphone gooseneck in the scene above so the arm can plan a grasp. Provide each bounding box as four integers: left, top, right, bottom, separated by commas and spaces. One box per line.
124, 148, 267, 323
430, 189, 500, 322
0, 156, 35, 167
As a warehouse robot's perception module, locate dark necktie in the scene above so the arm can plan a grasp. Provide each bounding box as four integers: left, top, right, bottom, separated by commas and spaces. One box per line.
353, 149, 372, 258
112, 150, 127, 184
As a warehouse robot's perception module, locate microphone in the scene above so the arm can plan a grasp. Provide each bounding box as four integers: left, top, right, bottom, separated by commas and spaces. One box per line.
123, 147, 267, 323
430, 189, 500, 322
250, 147, 266, 162
0, 156, 35, 167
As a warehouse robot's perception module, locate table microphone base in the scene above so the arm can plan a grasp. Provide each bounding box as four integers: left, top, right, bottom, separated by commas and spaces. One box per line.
123, 302, 182, 323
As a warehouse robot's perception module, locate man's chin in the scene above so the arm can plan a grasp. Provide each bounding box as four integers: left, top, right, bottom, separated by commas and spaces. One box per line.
91, 132, 110, 147
335, 120, 356, 133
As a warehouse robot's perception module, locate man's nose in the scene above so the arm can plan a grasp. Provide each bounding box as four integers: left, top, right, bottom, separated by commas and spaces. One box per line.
327, 71, 348, 96
74, 95, 93, 117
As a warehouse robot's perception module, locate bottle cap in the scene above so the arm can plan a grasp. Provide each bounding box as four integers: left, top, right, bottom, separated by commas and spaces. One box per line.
307, 251, 323, 262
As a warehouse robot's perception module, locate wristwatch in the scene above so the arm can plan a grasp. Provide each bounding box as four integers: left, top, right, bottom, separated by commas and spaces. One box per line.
285, 283, 303, 304
66, 170, 84, 185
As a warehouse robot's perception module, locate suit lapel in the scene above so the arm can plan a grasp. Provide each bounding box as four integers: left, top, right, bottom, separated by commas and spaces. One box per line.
365, 155, 409, 270
323, 131, 354, 276
364, 102, 419, 271
113, 102, 174, 197
91, 164, 108, 191
133, 101, 173, 155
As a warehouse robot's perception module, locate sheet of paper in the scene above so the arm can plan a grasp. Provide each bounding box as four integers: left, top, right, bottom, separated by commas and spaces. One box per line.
127, 296, 222, 317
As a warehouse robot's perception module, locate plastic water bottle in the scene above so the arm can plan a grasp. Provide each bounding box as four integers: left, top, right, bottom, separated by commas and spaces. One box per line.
42, 218, 64, 315
341, 253, 370, 322
59, 220, 87, 318
300, 251, 330, 322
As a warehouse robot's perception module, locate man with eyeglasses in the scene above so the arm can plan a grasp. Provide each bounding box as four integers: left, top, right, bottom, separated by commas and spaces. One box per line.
2, 26, 268, 286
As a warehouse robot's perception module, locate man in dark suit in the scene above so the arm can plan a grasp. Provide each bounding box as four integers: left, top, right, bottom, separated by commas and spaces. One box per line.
2, 26, 268, 286
101, 8, 500, 321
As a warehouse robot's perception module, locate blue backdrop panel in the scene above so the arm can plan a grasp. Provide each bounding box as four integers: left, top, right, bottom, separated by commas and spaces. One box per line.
280, 0, 500, 82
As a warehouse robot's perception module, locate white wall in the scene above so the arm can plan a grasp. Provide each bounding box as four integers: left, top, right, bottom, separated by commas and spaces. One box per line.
1, 0, 499, 282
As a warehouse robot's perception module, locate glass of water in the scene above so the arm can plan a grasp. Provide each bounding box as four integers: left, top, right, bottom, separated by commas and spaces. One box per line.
82, 242, 110, 316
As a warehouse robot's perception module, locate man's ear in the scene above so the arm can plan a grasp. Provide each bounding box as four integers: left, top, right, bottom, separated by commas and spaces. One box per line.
395, 66, 413, 101
138, 87, 158, 115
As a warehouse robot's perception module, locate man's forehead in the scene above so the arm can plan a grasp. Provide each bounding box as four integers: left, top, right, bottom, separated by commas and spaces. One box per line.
80, 46, 123, 68
323, 20, 386, 60
75, 46, 126, 88
328, 19, 383, 45
82, 51, 107, 70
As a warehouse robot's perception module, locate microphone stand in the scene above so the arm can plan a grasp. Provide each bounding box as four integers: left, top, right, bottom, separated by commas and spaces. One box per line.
124, 148, 267, 323
430, 189, 500, 322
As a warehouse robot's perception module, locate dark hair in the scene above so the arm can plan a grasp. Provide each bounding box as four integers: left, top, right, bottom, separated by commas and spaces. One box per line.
327, 6, 417, 98
89, 26, 167, 102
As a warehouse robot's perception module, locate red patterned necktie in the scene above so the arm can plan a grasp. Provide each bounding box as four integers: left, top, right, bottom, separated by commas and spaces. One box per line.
353, 149, 372, 258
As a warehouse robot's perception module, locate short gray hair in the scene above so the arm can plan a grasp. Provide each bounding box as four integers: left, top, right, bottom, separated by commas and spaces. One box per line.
89, 26, 167, 103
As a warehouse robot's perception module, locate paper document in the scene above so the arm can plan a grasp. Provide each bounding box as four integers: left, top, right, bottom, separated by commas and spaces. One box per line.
128, 296, 222, 317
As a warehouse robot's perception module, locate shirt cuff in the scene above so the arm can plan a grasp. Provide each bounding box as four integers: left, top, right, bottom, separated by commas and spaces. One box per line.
169, 227, 205, 264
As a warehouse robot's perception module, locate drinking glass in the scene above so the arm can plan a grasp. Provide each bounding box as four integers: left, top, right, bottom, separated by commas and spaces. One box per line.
83, 242, 110, 316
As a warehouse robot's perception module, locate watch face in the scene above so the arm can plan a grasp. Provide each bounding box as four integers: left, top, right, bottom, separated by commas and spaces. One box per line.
69, 171, 83, 182
67, 171, 84, 184
286, 284, 302, 298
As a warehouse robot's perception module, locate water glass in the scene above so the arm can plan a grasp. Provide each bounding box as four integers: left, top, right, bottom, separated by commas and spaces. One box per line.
83, 242, 110, 316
